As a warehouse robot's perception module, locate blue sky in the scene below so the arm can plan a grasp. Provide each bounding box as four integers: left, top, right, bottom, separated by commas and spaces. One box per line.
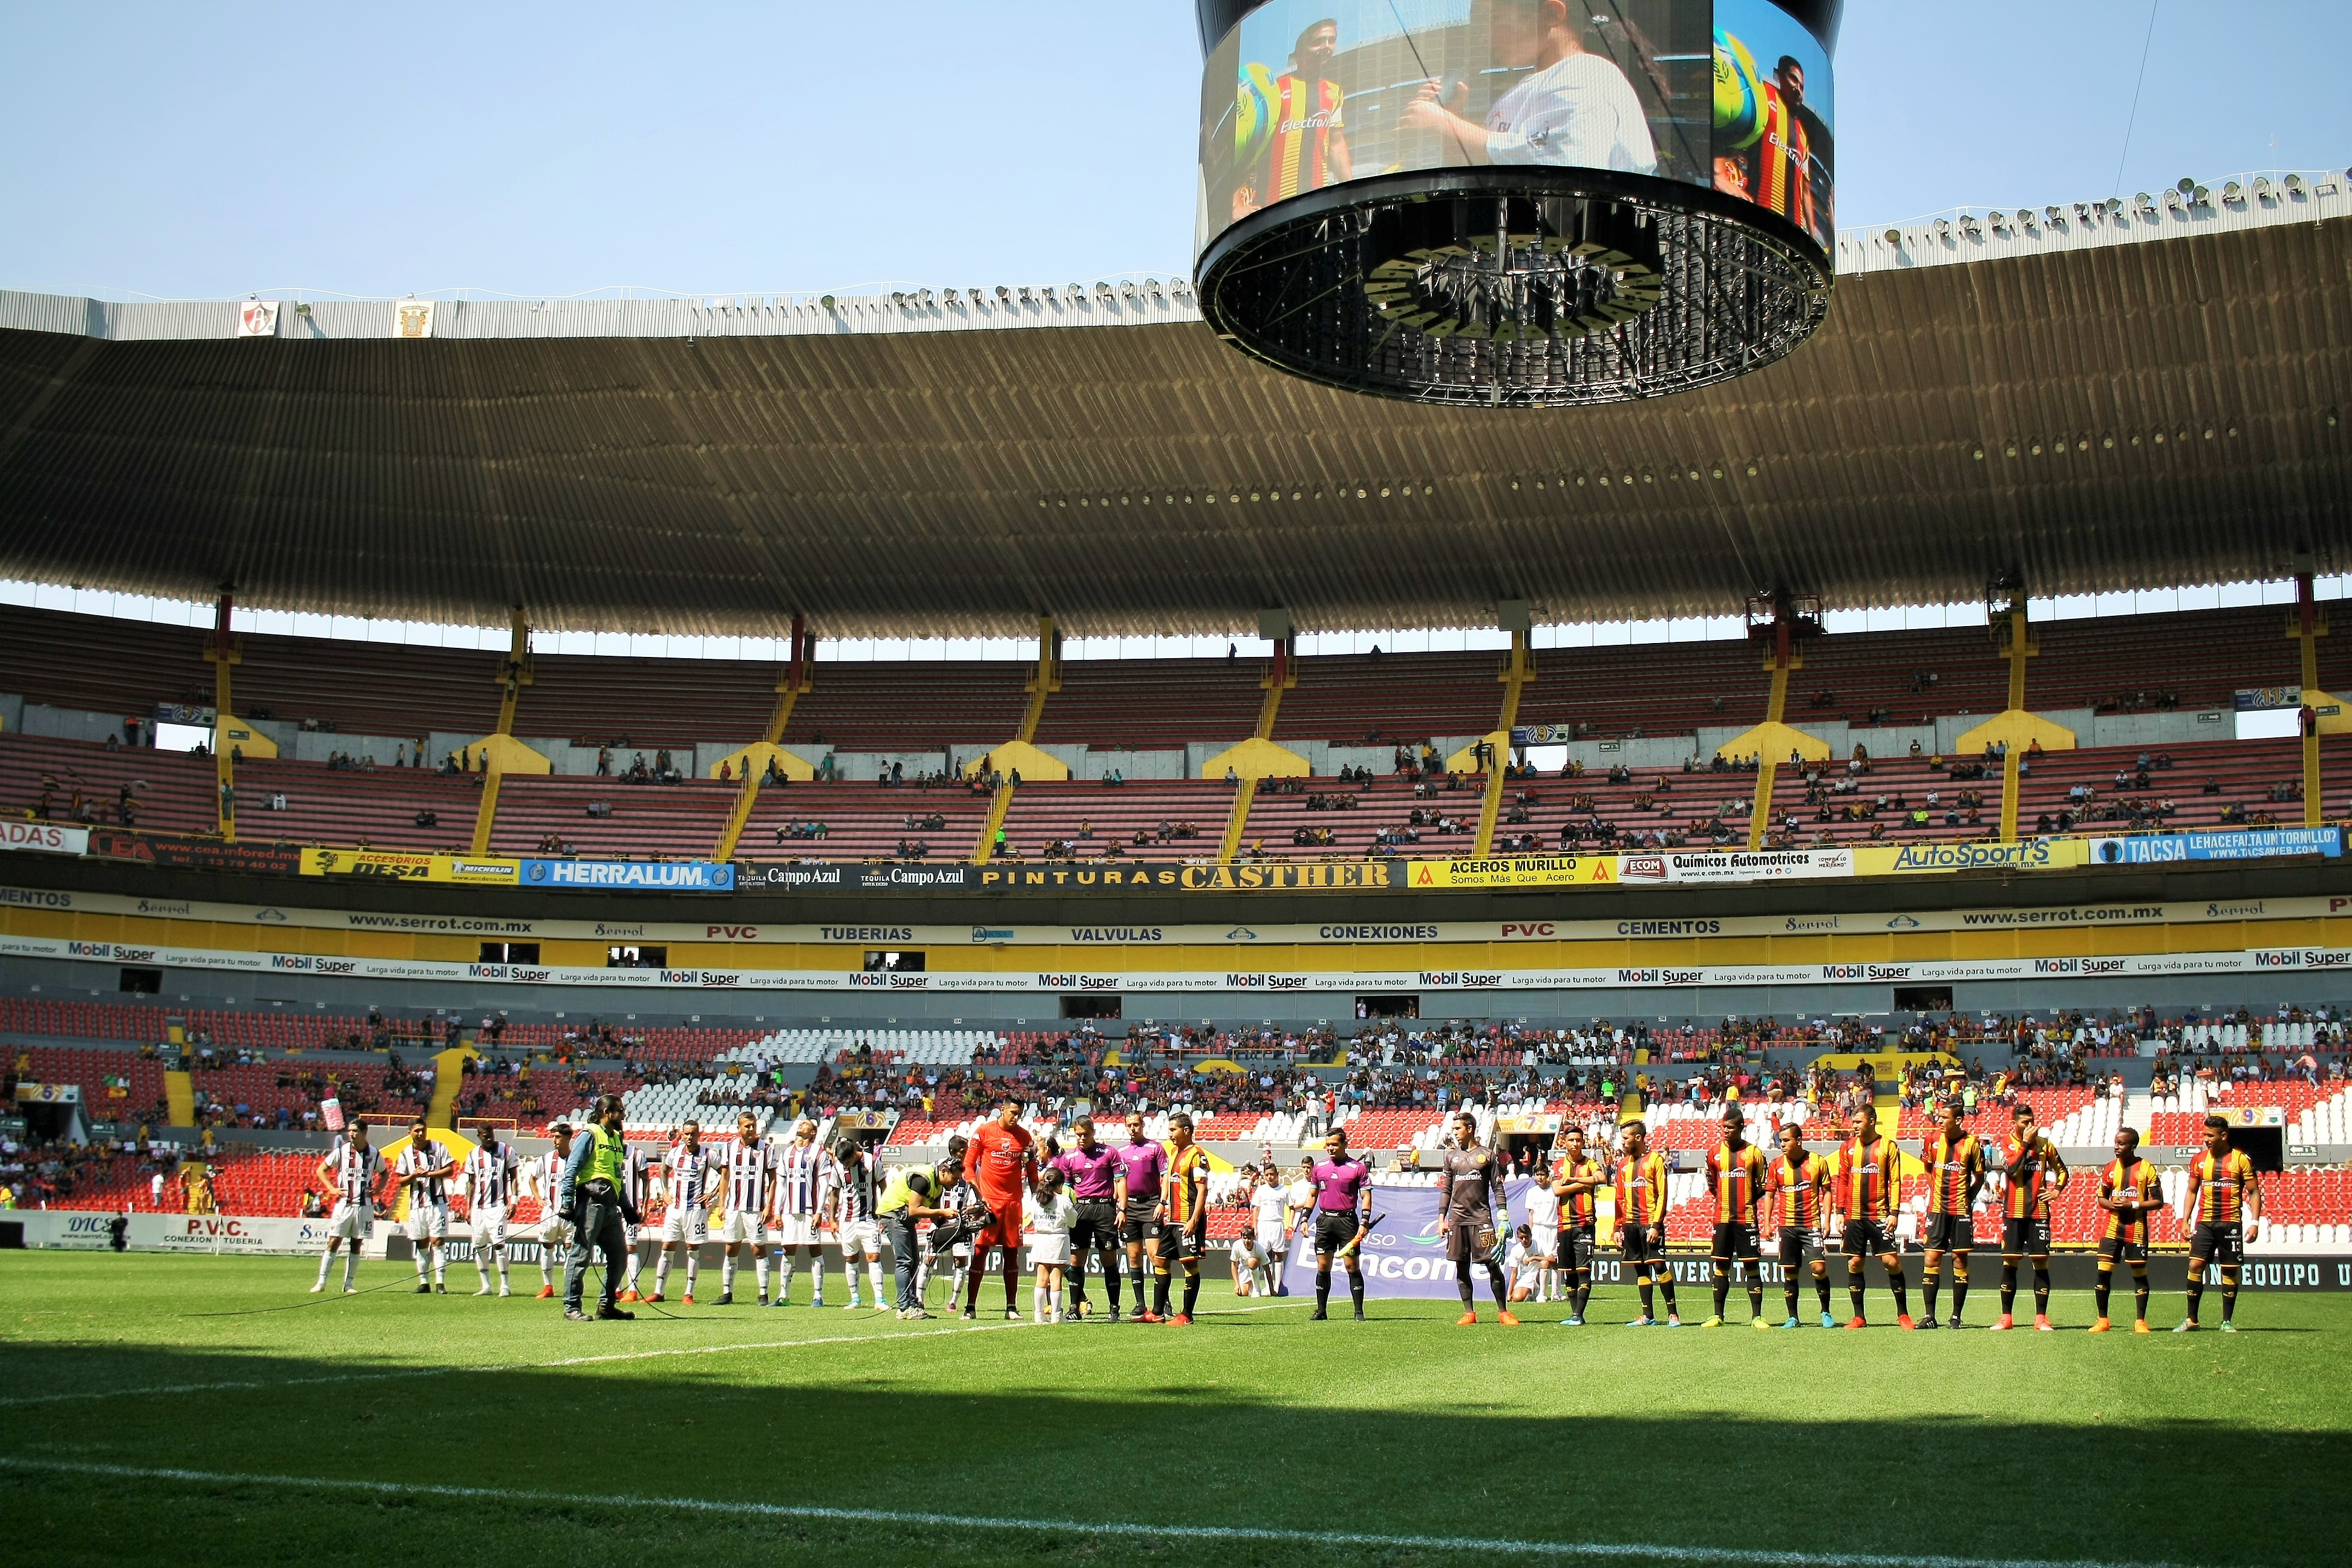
0, 1, 2341, 300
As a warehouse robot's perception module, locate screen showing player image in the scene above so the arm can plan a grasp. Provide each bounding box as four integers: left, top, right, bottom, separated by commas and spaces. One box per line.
1198, 0, 1711, 256
1710, 0, 1834, 249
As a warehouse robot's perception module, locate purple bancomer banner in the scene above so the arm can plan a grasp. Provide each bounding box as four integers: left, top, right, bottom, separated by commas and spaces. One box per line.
1279, 1178, 1538, 1298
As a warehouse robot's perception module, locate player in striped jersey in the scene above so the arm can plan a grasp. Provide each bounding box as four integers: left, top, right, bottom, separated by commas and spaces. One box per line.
713, 1113, 775, 1306
2176, 1114, 2262, 1332
1918, 1097, 1986, 1329
534, 1123, 575, 1299
1613, 1121, 1679, 1327
616, 1134, 658, 1302
1765, 1121, 1834, 1328
829, 1135, 888, 1310
2092, 1127, 2163, 1333
769, 1119, 831, 1308
463, 1126, 521, 1297
652, 1120, 713, 1304
396, 1120, 456, 1294
1702, 1105, 1771, 1329
1832, 1104, 1912, 1330
1154, 1112, 1210, 1324
1993, 1103, 2066, 1331
1232, 19, 1352, 221
309, 1121, 384, 1293
1549, 1124, 1604, 1325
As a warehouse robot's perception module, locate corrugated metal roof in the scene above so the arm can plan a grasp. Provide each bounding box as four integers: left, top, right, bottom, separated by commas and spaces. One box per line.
0, 176, 2347, 639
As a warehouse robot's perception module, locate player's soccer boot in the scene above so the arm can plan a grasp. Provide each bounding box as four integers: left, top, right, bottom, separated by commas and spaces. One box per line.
474, 1284, 492, 1296
1171, 1313, 1194, 1325
1624, 1315, 1653, 1327
680, 1293, 694, 1305
309, 1282, 325, 1294
1497, 1310, 1520, 1326
2132, 1319, 2152, 1334
1844, 1317, 1867, 1330
415, 1283, 431, 1295
2172, 1319, 2198, 1332
756, 1295, 769, 1308
1106, 1307, 1121, 1324
1946, 1315, 1963, 1331
343, 1284, 358, 1295
1308, 1307, 1328, 1321
1819, 1312, 1837, 1328
434, 1283, 447, 1294
499, 1285, 511, 1298
1915, 1316, 1937, 1330
1991, 1313, 2015, 1331
716, 1292, 734, 1307
2088, 1316, 2112, 1333
1353, 1307, 1365, 1321
1005, 1309, 1021, 1322
2219, 1320, 2239, 1333
959, 1307, 976, 1321
1777, 1316, 1802, 1330
535, 1285, 555, 1299
618, 1289, 639, 1304
1455, 1311, 1479, 1325
2033, 1314, 2054, 1331
645, 1292, 665, 1303
1751, 1317, 1772, 1330
1699, 1315, 1724, 1328
847, 1299, 863, 1312
1663, 1314, 1682, 1327
1136, 1310, 1163, 1324
1896, 1313, 1916, 1330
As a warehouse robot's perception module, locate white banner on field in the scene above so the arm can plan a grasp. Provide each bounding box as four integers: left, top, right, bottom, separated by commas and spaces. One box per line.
0, 822, 88, 855
11, 1210, 341, 1255
7, 928, 2352, 993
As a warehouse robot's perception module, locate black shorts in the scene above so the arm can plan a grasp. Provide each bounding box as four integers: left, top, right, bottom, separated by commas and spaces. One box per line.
1158, 1224, 1204, 1263
1619, 1224, 1662, 1265
1778, 1227, 1822, 1267
2001, 1217, 2052, 1258
1561, 1226, 1597, 1272
1312, 1209, 1361, 1256
1711, 1223, 1760, 1262
1120, 1196, 1160, 1245
1841, 1220, 1895, 1259
1071, 1199, 1119, 1253
1924, 1214, 1975, 1252
2190, 1221, 2243, 1266
2098, 1232, 2148, 1266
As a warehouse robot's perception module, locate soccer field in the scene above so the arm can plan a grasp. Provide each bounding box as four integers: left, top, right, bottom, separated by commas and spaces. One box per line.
1, 1255, 2344, 1567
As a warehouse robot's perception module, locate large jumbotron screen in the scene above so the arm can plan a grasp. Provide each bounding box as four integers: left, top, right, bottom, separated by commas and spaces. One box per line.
1197, 0, 1836, 260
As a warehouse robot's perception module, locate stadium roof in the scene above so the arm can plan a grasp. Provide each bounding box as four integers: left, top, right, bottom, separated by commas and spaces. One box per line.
2, 170, 2349, 641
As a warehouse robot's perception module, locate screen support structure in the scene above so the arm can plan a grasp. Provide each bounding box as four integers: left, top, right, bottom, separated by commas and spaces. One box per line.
201, 592, 240, 842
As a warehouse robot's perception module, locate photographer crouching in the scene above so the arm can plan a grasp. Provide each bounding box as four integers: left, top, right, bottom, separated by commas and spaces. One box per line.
557, 1093, 639, 1322
880, 1154, 962, 1319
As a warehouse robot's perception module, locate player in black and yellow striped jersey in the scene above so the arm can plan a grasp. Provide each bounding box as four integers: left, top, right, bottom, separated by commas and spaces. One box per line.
1549, 1124, 1606, 1327
1154, 1112, 1210, 1325
1702, 1105, 1772, 1328
2176, 1114, 2263, 1333
2091, 1127, 2164, 1333
1993, 1102, 2067, 1331
1765, 1121, 1834, 1328
1832, 1103, 1913, 1330
1613, 1121, 1680, 1327
1918, 1097, 1987, 1329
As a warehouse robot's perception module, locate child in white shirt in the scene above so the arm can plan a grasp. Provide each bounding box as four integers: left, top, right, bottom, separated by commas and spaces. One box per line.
1024, 1169, 1077, 1322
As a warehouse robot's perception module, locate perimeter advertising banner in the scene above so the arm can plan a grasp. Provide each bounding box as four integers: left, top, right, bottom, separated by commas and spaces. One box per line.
86, 828, 302, 874
0, 822, 88, 856
520, 858, 735, 892
302, 849, 521, 884
1280, 1178, 1540, 1298
1406, 856, 1615, 890
2088, 828, 2342, 865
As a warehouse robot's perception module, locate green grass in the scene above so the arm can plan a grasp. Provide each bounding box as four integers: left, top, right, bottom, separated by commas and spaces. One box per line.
0, 1253, 2345, 1568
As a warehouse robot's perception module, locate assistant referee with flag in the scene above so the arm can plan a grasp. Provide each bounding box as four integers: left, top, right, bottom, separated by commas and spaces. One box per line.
558, 1094, 638, 1322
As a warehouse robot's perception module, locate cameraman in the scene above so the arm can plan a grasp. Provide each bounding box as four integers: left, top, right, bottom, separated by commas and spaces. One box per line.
880, 1155, 961, 1319
557, 1094, 639, 1322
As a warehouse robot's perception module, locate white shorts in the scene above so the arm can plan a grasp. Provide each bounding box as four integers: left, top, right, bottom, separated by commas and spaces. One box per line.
1531, 1226, 1559, 1261
771, 1212, 820, 1247
328, 1200, 370, 1241
542, 1213, 574, 1249
661, 1206, 708, 1245
405, 1202, 448, 1243
622, 1221, 640, 1247
1255, 1220, 1286, 1252
838, 1218, 881, 1257
471, 1205, 508, 1247
718, 1209, 761, 1244
1027, 1232, 1072, 1267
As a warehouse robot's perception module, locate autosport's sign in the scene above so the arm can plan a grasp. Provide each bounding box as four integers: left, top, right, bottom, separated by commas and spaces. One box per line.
0, 821, 87, 855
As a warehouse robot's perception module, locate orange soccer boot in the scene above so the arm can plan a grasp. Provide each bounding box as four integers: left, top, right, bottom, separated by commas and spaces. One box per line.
1896, 1313, 1916, 1330
618, 1289, 640, 1304
1844, 1316, 1867, 1330
2088, 1316, 2112, 1333
1496, 1310, 1521, 1326
1990, 1313, 2014, 1331
2132, 1319, 2153, 1334
535, 1285, 555, 1300
1455, 1310, 1479, 1326
2033, 1313, 2054, 1331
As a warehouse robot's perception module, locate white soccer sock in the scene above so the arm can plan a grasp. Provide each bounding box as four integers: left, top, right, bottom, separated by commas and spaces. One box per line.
343, 1251, 358, 1287
777, 1256, 794, 1303
433, 1252, 446, 1285
497, 1258, 509, 1289
541, 1249, 556, 1286
755, 1257, 770, 1298
477, 1253, 494, 1289
655, 1255, 671, 1293
722, 1255, 737, 1293
316, 1247, 333, 1284
810, 1255, 823, 1303
414, 1252, 430, 1283
626, 1247, 643, 1289
867, 1260, 884, 1305
684, 1258, 698, 1294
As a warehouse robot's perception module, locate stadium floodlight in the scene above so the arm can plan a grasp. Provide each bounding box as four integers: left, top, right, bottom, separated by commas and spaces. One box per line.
820, 295, 836, 309
2253, 176, 2274, 199
2223, 181, 2244, 202
1189, 0, 1838, 408
2177, 177, 2197, 195
1883, 228, 1900, 246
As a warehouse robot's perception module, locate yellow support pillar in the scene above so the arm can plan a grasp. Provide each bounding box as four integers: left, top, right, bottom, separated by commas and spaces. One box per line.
469, 609, 533, 855
201, 593, 241, 841
1472, 632, 1535, 857
426, 1045, 476, 1129
1215, 632, 1298, 864
164, 1068, 195, 1126
714, 617, 814, 860
1952, 593, 2076, 844
973, 618, 1060, 864
2291, 572, 2338, 828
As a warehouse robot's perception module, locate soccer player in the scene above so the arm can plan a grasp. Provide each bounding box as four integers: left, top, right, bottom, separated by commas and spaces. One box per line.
534, 1122, 575, 1299
1249, 1162, 1292, 1295
769, 1118, 831, 1307
652, 1119, 713, 1304
463, 1125, 521, 1297
713, 1112, 774, 1305
616, 1131, 659, 1303
2177, 1114, 2262, 1332
1155, 1111, 1210, 1324
964, 1097, 1037, 1322
1233, 18, 1353, 221
1832, 1103, 1912, 1329
1114, 1110, 1168, 1319
396, 1119, 455, 1293
1993, 1103, 2067, 1331
1049, 1117, 1122, 1320
1919, 1096, 1987, 1329
1614, 1120, 1678, 1327
830, 1134, 888, 1310
1550, 1124, 1604, 1325
1523, 1149, 1561, 1304
1229, 1229, 1266, 1297
1307, 1127, 1372, 1321
309, 1120, 383, 1293
1436, 1111, 1517, 1325
1766, 1121, 1834, 1327
1703, 1105, 1771, 1328
2092, 1126, 2164, 1333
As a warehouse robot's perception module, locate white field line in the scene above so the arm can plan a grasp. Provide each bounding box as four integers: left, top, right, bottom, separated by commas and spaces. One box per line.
0, 1456, 2183, 1568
